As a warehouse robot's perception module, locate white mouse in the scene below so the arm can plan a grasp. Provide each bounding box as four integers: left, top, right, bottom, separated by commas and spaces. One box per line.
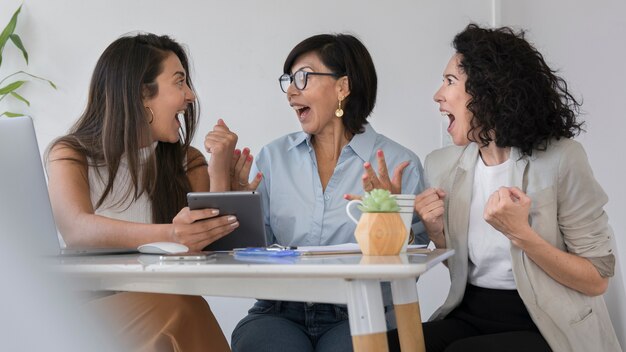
137, 242, 189, 254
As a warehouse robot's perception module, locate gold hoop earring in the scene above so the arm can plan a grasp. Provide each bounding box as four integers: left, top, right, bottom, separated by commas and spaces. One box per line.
145, 106, 154, 124
335, 96, 344, 118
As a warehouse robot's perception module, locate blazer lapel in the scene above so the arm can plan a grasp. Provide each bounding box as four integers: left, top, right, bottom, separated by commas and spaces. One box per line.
508, 147, 529, 192
448, 143, 479, 246
445, 144, 479, 299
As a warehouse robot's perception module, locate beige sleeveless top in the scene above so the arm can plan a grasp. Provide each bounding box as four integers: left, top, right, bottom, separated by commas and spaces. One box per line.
88, 142, 157, 223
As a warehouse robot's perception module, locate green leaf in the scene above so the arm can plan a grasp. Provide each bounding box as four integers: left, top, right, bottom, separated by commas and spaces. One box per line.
1, 111, 26, 118
9, 33, 28, 64
0, 5, 22, 67
0, 80, 26, 95
10, 91, 30, 106
0, 71, 56, 90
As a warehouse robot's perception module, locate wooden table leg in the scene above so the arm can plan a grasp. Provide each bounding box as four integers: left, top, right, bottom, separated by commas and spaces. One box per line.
392, 279, 425, 352
352, 332, 390, 352
346, 279, 389, 352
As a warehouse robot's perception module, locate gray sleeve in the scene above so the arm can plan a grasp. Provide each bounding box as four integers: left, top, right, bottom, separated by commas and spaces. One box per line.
587, 254, 615, 278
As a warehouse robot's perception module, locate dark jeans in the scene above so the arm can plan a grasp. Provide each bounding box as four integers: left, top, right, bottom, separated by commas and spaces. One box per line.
232, 300, 400, 352
423, 284, 552, 352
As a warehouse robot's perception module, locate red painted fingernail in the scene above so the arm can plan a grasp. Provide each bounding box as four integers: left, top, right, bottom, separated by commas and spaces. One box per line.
364, 162, 371, 168
234, 149, 241, 155
343, 194, 349, 199
377, 150, 383, 157
247, 155, 253, 161
243, 147, 250, 154
256, 172, 263, 179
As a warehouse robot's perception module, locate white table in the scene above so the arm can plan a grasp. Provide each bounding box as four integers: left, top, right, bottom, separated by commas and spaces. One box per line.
57, 249, 453, 352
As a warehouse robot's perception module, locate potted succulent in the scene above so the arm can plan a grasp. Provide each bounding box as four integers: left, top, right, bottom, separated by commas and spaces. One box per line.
346, 189, 407, 256
0, 4, 56, 118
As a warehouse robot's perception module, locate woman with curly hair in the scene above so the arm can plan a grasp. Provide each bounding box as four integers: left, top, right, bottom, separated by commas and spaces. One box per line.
415, 24, 621, 351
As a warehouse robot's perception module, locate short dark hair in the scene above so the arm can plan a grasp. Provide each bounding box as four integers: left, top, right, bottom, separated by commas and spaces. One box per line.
283, 33, 377, 135
453, 24, 584, 156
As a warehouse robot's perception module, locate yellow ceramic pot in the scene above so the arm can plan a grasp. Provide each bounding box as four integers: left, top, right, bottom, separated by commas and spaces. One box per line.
354, 212, 407, 256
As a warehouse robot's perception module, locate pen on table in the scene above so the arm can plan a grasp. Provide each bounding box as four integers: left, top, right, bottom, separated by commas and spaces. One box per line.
232, 246, 298, 251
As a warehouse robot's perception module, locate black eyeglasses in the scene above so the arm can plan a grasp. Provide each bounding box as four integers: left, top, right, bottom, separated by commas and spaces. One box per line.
278, 70, 343, 93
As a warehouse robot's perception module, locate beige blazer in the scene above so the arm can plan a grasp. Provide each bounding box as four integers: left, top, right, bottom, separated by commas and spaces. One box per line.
425, 139, 621, 352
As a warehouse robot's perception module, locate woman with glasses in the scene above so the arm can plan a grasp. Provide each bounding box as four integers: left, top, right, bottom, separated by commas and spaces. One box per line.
416, 24, 620, 351
231, 33, 427, 352
46, 33, 259, 352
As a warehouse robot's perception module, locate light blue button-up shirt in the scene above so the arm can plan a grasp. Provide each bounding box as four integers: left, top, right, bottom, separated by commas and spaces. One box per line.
251, 123, 426, 327
253, 123, 427, 248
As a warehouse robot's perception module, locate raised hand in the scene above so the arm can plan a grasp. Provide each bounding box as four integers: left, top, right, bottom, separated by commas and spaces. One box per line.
362, 149, 409, 194
205, 119, 238, 190
414, 188, 446, 245
483, 187, 534, 248
344, 149, 409, 201
170, 207, 239, 252
230, 147, 262, 191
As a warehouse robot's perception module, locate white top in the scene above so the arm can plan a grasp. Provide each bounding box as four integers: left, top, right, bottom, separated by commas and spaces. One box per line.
467, 156, 516, 289
88, 142, 157, 224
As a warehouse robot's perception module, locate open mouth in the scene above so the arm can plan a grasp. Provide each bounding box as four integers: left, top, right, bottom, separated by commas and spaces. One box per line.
294, 105, 311, 120
175, 110, 185, 127
441, 111, 455, 132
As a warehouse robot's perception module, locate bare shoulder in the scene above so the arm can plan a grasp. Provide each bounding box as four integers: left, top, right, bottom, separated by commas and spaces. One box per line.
46, 141, 90, 189
47, 141, 87, 166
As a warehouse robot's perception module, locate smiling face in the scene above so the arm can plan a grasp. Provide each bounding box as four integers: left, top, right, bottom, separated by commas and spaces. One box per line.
433, 54, 475, 146
143, 52, 196, 144
286, 52, 347, 136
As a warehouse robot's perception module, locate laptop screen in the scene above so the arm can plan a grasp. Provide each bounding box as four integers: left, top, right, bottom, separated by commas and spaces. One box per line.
0, 117, 139, 256
0, 117, 61, 256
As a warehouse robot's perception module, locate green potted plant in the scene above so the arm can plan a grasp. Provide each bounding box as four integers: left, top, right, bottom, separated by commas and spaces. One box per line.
346, 189, 407, 255
0, 4, 55, 118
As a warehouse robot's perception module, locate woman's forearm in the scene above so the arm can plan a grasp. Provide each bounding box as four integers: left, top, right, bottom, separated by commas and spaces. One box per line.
518, 228, 608, 296
60, 213, 172, 248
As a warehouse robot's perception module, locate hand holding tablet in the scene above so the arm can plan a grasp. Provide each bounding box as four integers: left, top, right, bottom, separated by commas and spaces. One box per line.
187, 191, 268, 251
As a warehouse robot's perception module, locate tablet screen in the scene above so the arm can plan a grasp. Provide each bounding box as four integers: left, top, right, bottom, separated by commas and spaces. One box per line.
187, 191, 268, 251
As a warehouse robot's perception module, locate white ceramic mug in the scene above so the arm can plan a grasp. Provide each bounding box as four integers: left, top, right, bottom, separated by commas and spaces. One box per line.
392, 194, 415, 253
346, 199, 364, 225
346, 194, 415, 253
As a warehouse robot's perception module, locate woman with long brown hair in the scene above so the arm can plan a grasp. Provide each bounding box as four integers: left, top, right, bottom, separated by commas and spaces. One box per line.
46, 32, 259, 352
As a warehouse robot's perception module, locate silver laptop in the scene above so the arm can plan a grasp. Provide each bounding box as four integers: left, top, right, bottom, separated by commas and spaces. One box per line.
0, 117, 136, 256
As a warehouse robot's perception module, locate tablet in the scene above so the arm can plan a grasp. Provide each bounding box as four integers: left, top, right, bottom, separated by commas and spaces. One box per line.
187, 191, 268, 251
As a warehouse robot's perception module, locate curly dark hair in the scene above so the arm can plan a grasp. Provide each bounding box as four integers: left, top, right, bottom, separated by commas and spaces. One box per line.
453, 24, 584, 156
283, 33, 377, 135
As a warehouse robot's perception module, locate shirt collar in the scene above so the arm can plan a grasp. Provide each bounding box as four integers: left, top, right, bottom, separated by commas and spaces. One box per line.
287, 131, 309, 151
286, 123, 377, 161
347, 123, 377, 162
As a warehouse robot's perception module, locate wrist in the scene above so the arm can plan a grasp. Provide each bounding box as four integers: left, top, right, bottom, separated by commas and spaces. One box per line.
207, 168, 230, 192
429, 231, 446, 248
514, 227, 544, 252
163, 223, 176, 242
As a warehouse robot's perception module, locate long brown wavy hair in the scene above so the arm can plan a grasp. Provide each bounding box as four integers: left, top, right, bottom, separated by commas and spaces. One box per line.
47, 33, 202, 224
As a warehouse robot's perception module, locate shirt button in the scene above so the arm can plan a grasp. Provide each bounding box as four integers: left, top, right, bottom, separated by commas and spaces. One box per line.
324, 195, 330, 201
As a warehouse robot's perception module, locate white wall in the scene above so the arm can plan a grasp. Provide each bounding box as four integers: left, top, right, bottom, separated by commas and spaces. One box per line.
1, 0, 623, 345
